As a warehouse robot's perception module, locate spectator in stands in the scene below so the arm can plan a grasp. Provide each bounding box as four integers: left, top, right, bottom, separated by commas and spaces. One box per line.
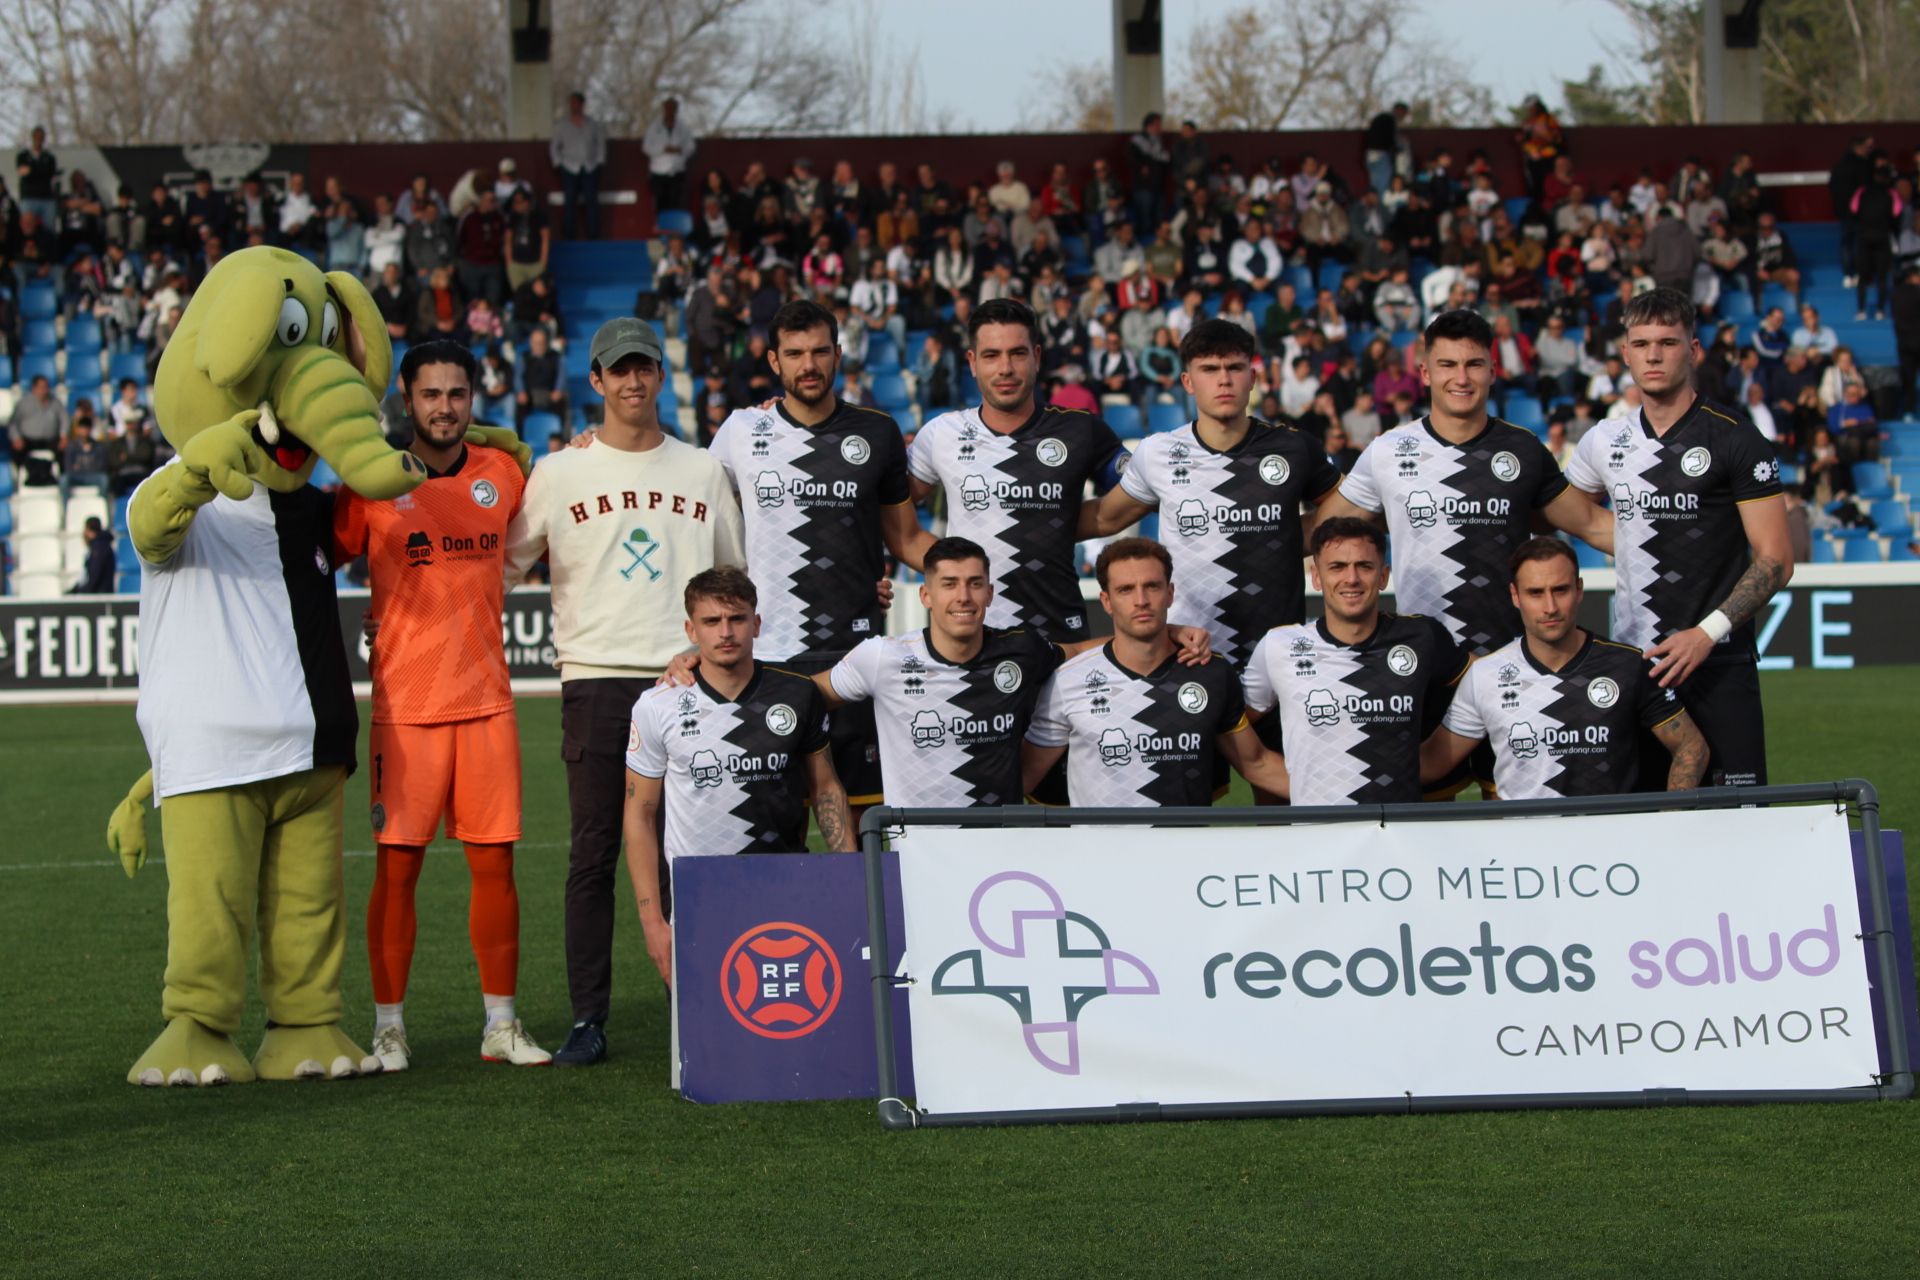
1586, 354, 1631, 407
1701, 218, 1750, 303
371, 261, 412, 340
551, 91, 607, 239
516, 326, 566, 428
393, 173, 444, 224
1742, 380, 1778, 444
108, 412, 157, 495
1829, 134, 1876, 288
276, 171, 318, 248
1894, 262, 1920, 415
1130, 113, 1172, 229
1093, 221, 1143, 283
1227, 217, 1278, 295
1818, 346, 1866, 411
1544, 418, 1575, 469
61, 415, 110, 502
1140, 325, 1181, 402
363, 193, 406, 279
14, 209, 59, 296
1771, 348, 1819, 423
142, 181, 187, 259
1489, 314, 1535, 401
1091, 329, 1138, 402
325, 192, 365, 274
1366, 263, 1415, 335
510, 271, 563, 348
182, 169, 229, 254
411, 265, 466, 342
504, 186, 549, 292
916, 329, 958, 412
933, 227, 973, 303
728, 331, 777, 407
800, 232, 844, 299
1851, 156, 1900, 320
101, 277, 140, 352
1684, 179, 1727, 238
9, 374, 66, 464
1829, 380, 1882, 464
1647, 207, 1697, 295
455, 188, 507, 309
109, 379, 147, 435
474, 346, 514, 427
1720, 153, 1761, 234
1792, 304, 1838, 360
783, 157, 822, 224
848, 256, 905, 358
231, 172, 278, 244
1803, 424, 1844, 502
1342, 388, 1383, 449
642, 97, 695, 222
683, 266, 736, 378
16, 126, 56, 227
1299, 183, 1349, 271
405, 198, 454, 280
1362, 102, 1411, 195
72, 516, 114, 594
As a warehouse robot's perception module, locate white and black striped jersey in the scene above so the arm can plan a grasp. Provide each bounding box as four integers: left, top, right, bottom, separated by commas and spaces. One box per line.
907, 405, 1124, 637
1242, 614, 1469, 807
1117, 420, 1342, 664
626, 662, 831, 859
1027, 646, 1248, 806
708, 400, 910, 663
134, 467, 356, 800
829, 626, 1063, 808
1566, 398, 1783, 653
1443, 632, 1684, 800
1338, 418, 1569, 654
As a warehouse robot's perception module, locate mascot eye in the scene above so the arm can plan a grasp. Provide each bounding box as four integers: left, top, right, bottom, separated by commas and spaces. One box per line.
319, 300, 340, 347
276, 297, 311, 346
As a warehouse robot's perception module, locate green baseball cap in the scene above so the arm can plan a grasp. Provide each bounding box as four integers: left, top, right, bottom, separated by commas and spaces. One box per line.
589, 317, 664, 372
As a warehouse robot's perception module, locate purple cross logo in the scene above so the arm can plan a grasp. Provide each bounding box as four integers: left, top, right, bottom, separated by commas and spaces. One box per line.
930, 871, 1158, 1075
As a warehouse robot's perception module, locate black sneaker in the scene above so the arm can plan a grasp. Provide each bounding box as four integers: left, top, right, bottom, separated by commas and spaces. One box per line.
553, 1020, 607, 1067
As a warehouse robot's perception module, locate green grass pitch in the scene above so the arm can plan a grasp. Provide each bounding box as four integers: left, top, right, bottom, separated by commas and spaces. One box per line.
3, 668, 1918, 1276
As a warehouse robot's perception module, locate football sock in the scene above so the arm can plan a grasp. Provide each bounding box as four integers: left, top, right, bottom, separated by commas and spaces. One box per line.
482, 994, 517, 1029
464, 842, 520, 1003
368, 843, 426, 1006
374, 1002, 406, 1032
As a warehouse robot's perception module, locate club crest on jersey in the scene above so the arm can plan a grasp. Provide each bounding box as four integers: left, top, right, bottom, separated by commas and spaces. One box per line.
1258, 454, 1291, 486
1587, 676, 1620, 708
1098, 727, 1132, 766
1497, 662, 1521, 686
1035, 437, 1068, 467
1177, 681, 1209, 714
1681, 447, 1712, 477
1387, 644, 1418, 676
752, 415, 774, 436
470, 478, 499, 508
1509, 720, 1540, 759
627, 721, 640, 753
841, 435, 871, 465
754, 470, 785, 508
1406, 489, 1439, 528
993, 660, 1023, 693
1169, 441, 1192, 463
1176, 498, 1210, 535
691, 749, 724, 788
1611, 426, 1634, 448
1394, 436, 1421, 456
1305, 688, 1341, 726
910, 710, 945, 748
765, 703, 797, 736
1490, 451, 1520, 483
1289, 635, 1315, 657
960, 473, 991, 511
1084, 669, 1110, 692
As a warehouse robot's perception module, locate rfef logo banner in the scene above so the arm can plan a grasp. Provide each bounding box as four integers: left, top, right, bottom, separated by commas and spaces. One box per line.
897, 807, 1879, 1115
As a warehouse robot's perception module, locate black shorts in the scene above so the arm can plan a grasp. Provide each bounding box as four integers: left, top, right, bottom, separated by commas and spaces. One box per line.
785, 656, 885, 805
1640, 653, 1767, 789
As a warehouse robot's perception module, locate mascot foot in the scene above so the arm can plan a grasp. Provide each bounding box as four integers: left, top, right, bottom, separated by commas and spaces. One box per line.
128, 1016, 256, 1087
252, 1024, 384, 1081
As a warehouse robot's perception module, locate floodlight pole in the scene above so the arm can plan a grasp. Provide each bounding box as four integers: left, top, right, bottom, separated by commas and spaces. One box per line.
1111, 0, 1164, 132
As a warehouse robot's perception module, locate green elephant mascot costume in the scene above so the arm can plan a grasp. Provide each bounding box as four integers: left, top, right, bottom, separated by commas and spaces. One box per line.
106, 245, 525, 1086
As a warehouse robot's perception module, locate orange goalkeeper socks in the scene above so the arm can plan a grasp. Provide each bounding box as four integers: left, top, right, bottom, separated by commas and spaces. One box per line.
368, 843, 426, 1005
463, 842, 520, 998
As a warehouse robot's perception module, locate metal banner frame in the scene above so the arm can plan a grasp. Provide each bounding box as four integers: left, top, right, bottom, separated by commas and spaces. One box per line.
859, 781, 1913, 1129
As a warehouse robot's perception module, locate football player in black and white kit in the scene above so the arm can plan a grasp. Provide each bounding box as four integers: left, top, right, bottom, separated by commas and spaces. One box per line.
1242, 517, 1469, 807
906, 298, 1127, 639
707, 299, 932, 806
1565, 288, 1791, 788
1023, 537, 1292, 806
1080, 320, 1342, 664
623, 567, 855, 986
1420, 537, 1708, 799
1312, 308, 1614, 793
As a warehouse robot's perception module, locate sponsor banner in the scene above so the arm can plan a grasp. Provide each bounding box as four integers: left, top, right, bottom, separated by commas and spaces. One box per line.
672, 852, 913, 1103
897, 807, 1879, 1115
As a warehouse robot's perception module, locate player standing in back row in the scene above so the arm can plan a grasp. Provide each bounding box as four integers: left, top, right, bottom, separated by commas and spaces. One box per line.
907, 298, 1127, 640
707, 299, 931, 807
1566, 288, 1791, 787
332, 340, 550, 1069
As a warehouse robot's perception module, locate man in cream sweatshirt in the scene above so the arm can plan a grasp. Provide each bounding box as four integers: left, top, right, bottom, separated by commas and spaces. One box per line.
506, 317, 744, 1066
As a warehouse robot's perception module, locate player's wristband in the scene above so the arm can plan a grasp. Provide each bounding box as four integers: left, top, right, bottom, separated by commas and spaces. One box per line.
1697, 610, 1733, 644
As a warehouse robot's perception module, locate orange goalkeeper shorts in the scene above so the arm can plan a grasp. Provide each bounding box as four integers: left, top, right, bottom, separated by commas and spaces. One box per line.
368, 710, 522, 845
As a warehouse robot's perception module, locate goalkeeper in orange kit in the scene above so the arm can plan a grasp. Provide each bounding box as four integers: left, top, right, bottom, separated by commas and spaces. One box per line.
333, 339, 549, 1068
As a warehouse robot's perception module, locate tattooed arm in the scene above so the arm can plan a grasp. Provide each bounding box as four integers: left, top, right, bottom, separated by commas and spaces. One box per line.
1652, 709, 1710, 791
1646, 495, 1793, 688
621, 769, 673, 986
806, 749, 857, 852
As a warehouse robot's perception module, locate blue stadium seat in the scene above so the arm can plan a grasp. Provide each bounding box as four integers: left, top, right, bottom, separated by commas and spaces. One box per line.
116, 571, 141, 593
523, 411, 561, 444
1503, 196, 1532, 223
1248, 292, 1274, 327
1148, 402, 1187, 434
65, 316, 102, 352
1760, 285, 1797, 315
311, 459, 340, 490
1842, 535, 1884, 563
68, 351, 106, 391
1853, 462, 1893, 499
870, 372, 911, 413
1572, 538, 1609, 569
1778, 462, 1800, 487
22, 318, 56, 352
655, 209, 694, 237
1285, 265, 1315, 298
1869, 498, 1912, 534
1719, 291, 1755, 320
0, 464, 12, 499
1810, 535, 1836, 563
107, 351, 147, 385
0, 507, 10, 538
113, 493, 130, 531
1892, 539, 1919, 561
865, 335, 900, 373
1316, 262, 1347, 294
0, 355, 12, 388
1502, 398, 1545, 430
115, 539, 140, 573
18, 352, 57, 386
19, 285, 55, 320
1103, 403, 1144, 438
1391, 329, 1417, 349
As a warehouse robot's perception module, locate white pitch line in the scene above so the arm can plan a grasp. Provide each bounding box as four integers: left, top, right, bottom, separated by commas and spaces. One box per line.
0, 839, 572, 873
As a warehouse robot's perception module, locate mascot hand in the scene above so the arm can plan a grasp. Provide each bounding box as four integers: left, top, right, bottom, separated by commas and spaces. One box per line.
465, 425, 533, 477
107, 771, 156, 879
178, 410, 268, 502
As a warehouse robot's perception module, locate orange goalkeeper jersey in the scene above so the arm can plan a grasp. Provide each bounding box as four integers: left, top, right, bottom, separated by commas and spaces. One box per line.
334, 446, 526, 725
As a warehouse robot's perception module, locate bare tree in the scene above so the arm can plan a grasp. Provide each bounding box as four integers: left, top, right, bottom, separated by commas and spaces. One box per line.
1021, 58, 1113, 134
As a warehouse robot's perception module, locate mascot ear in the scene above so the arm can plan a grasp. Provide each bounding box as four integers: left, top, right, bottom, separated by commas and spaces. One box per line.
325, 271, 393, 400
195, 264, 285, 388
